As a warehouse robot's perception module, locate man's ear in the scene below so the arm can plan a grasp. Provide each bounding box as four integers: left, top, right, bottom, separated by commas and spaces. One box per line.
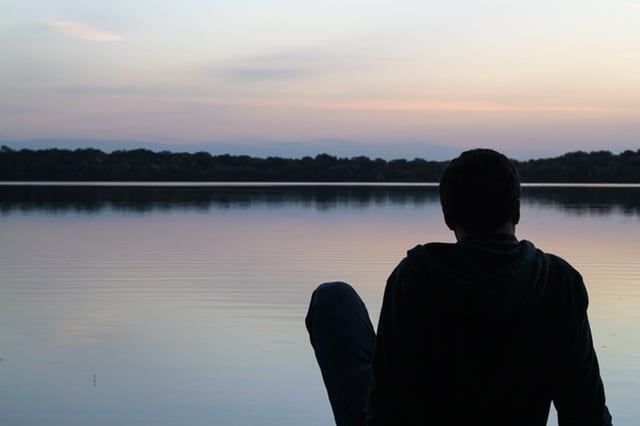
512, 199, 521, 226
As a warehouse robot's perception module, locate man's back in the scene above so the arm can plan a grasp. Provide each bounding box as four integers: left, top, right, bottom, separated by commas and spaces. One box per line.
307, 149, 611, 426
367, 238, 612, 425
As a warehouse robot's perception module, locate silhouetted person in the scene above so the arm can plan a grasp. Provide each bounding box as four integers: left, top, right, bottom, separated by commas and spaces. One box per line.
306, 149, 611, 425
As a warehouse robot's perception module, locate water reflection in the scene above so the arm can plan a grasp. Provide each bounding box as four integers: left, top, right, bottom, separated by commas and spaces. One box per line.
1, 184, 639, 425
2, 184, 640, 216
0, 185, 438, 213
522, 186, 640, 216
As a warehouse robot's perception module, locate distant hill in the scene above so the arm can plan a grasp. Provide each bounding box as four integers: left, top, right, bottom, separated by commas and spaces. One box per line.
1, 146, 639, 183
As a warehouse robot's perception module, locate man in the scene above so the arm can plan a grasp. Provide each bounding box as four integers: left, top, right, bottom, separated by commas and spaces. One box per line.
306, 149, 611, 425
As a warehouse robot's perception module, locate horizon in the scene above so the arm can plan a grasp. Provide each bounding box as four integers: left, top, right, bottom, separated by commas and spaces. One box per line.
2, 1, 640, 158
1, 138, 637, 164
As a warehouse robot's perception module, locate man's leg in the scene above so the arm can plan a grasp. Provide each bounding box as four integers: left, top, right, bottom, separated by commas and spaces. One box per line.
305, 282, 376, 426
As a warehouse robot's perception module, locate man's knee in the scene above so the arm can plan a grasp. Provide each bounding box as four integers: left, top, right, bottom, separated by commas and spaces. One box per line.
311, 281, 357, 304
306, 281, 357, 331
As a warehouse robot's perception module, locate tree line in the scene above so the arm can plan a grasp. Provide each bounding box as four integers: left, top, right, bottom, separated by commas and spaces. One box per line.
1, 146, 639, 182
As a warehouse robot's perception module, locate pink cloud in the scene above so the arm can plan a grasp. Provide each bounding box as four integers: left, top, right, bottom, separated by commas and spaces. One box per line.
184, 96, 609, 113
46, 20, 124, 42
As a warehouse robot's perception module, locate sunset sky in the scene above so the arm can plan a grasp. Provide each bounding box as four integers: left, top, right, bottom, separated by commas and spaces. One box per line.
2, 0, 640, 159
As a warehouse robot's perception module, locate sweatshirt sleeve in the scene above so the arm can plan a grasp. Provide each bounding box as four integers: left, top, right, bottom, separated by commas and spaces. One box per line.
552, 271, 612, 426
366, 266, 399, 425
366, 260, 424, 425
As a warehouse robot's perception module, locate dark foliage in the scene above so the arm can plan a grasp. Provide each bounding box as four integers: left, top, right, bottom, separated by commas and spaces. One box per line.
516, 150, 640, 182
1, 146, 639, 182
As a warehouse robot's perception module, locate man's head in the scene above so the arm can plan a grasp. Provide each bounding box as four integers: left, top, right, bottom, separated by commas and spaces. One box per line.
439, 149, 520, 236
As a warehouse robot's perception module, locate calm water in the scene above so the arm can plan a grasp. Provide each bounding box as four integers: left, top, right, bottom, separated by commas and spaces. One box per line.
1, 184, 639, 425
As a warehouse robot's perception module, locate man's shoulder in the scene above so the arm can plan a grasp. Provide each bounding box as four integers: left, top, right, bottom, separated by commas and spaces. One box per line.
502, 241, 590, 313
392, 242, 454, 277
393, 240, 588, 302
533, 246, 589, 309
530, 243, 585, 284
406, 239, 580, 272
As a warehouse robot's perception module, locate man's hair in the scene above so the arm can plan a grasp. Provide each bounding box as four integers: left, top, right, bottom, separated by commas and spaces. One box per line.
439, 149, 520, 233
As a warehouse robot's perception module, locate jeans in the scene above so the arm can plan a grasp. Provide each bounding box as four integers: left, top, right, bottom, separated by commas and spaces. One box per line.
305, 282, 376, 426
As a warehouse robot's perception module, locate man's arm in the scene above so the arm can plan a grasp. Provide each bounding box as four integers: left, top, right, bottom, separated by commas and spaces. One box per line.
366, 261, 425, 426
553, 274, 612, 426
366, 269, 399, 425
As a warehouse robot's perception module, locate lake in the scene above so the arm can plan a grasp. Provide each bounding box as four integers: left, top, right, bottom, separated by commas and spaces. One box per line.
1, 184, 639, 425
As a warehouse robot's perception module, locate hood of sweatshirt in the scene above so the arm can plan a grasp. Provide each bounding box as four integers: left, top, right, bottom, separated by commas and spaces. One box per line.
403, 239, 552, 321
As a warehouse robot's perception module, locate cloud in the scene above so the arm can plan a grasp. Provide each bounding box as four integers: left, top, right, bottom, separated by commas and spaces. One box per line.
212, 48, 361, 82
84, 87, 623, 114
64, 85, 175, 96
225, 67, 311, 81
182, 96, 610, 113
46, 20, 124, 42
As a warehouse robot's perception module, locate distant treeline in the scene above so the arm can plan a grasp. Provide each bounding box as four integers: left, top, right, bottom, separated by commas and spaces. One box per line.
1, 146, 639, 182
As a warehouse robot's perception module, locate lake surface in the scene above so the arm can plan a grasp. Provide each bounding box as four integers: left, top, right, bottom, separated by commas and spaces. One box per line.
1, 184, 639, 425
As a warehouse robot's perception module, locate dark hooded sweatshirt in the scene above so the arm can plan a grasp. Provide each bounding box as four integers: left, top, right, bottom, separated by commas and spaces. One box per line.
366, 238, 611, 426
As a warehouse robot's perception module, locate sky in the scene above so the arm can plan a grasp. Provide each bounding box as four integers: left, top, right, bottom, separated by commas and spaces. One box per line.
1, 0, 640, 159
